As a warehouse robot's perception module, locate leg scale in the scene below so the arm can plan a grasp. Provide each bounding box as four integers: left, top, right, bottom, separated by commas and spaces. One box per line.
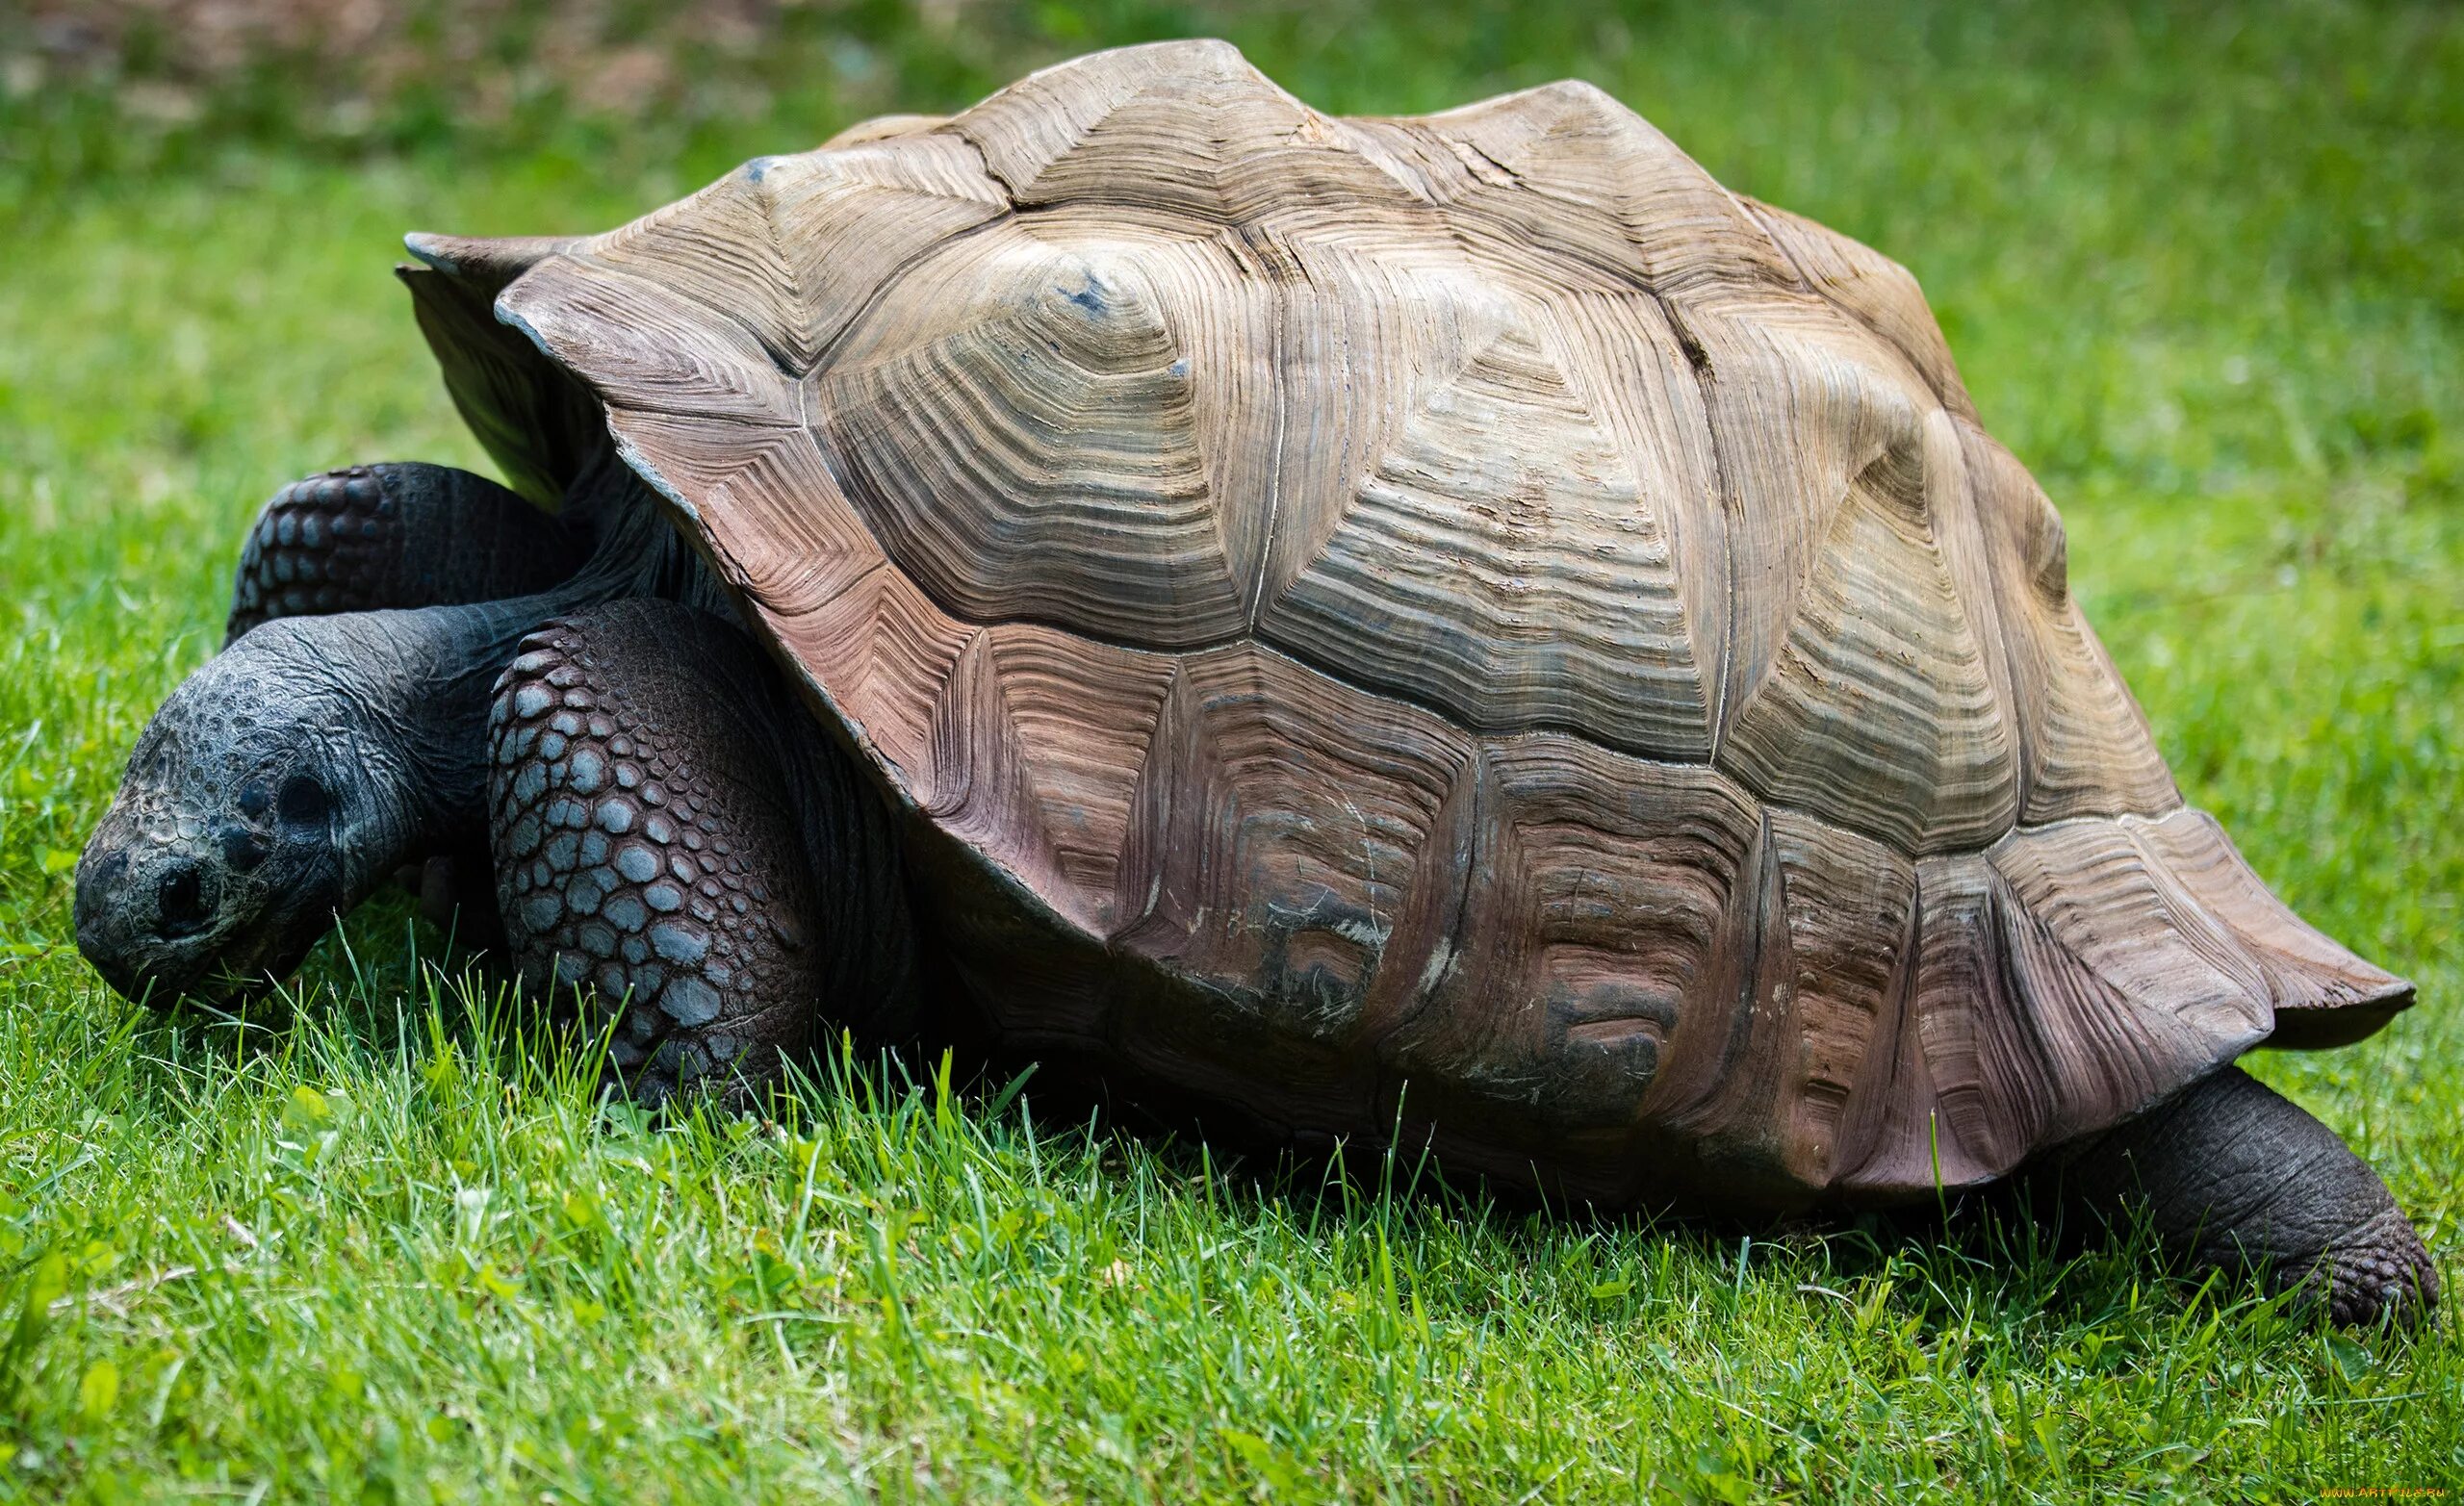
489, 600, 848, 1105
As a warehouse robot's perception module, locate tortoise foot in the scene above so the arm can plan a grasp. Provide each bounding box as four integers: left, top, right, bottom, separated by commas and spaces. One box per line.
2059, 1066, 2439, 1329
486, 600, 834, 1110
227, 462, 585, 644
2308, 1204, 2440, 1329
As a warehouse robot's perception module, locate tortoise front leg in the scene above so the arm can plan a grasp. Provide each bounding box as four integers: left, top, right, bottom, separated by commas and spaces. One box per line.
486, 599, 921, 1107
2055, 1065, 2438, 1327
227, 463, 585, 644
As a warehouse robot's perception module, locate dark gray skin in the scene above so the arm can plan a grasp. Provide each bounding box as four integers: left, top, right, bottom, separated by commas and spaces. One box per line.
74, 454, 2439, 1328
226, 463, 592, 942
2054, 1066, 2438, 1328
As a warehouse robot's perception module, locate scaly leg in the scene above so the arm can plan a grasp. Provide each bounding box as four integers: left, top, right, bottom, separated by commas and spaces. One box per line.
486, 599, 920, 1106
228, 463, 584, 644
2058, 1066, 2438, 1327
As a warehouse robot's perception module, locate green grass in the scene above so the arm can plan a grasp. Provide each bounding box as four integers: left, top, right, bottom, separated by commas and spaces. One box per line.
4, 0, 2462, 1497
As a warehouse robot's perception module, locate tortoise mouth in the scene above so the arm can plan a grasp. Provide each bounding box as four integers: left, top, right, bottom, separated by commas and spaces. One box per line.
74, 828, 345, 1013
81, 906, 331, 1014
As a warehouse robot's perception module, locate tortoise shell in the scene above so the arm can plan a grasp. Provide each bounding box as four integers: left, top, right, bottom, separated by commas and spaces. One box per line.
403, 40, 2409, 1211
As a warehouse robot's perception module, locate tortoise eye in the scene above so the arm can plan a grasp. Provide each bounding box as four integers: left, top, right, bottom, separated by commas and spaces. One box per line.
276, 773, 331, 828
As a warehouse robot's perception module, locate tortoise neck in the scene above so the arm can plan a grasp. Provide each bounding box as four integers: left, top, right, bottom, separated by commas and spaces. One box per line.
332, 441, 720, 881
320, 599, 566, 877
557, 437, 737, 620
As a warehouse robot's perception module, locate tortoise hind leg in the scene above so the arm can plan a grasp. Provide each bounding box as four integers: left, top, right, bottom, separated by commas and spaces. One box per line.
486, 599, 920, 1107
2055, 1065, 2438, 1328
228, 463, 585, 644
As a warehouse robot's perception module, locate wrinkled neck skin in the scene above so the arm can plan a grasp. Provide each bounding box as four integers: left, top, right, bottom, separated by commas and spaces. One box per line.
75, 441, 716, 1006
358, 440, 716, 844
310, 602, 549, 868
563, 440, 740, 619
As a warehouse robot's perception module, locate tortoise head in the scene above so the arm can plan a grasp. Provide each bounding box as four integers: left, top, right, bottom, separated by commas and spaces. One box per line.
75, 616, 422, 1008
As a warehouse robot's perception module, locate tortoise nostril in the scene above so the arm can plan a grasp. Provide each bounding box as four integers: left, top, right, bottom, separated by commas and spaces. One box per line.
155, 862, 213, 939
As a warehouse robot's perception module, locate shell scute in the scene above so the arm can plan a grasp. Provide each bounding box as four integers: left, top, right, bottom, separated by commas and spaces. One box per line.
1408, 79, 1798, 296
501, 258, 799, 429
925, 625, 1178, 934
1961, 423, 2182, 823
603, 410, 884, 616
812, 219, 1252, 647
583, 138, 1008, 374
1740, 195, 1976, 420
1261, 312, 1713, 757
1718, 413, 2018, 854
1103, 643, 1477, 1133
2131, 810, 2410, 1043
761, 560, 973, 792
951, 38, 1422, 220
1383, 740, 1763, 1156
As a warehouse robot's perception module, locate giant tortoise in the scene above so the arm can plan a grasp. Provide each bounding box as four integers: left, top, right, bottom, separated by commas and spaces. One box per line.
75, 41, 2437, 1325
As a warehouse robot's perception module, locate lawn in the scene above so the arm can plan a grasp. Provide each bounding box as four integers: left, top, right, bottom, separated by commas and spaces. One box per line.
2, 0, 2460, 1497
